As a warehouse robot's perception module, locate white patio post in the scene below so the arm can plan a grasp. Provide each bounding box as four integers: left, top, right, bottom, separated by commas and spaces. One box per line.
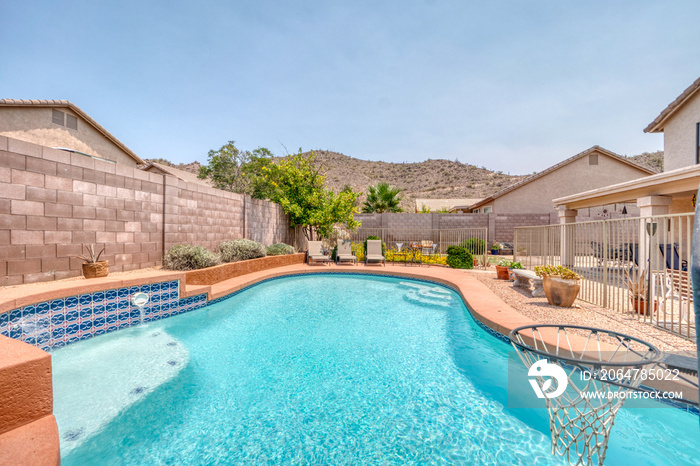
558, 207, 577, 268
636, 196, 672, 314
637, 196, 672, 271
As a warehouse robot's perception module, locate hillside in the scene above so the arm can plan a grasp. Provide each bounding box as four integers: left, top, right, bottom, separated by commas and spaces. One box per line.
628, 150, 663, 173
146, 149, 662, 211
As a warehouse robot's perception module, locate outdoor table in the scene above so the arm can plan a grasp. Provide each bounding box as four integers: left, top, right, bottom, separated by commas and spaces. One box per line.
404, 242, 422, 266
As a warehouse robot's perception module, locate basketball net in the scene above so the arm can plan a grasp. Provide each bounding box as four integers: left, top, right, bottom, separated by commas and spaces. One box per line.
510, 325, 662, 466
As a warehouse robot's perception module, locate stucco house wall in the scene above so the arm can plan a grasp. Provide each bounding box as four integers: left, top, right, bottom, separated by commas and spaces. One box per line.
0, 102, 143, 166
662, 93, 700, 171
486, 153, 650, 215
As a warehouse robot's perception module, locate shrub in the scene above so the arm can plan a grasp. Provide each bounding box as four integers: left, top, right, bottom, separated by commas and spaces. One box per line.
163, 244, 220, 271
459, 238, 486, 255
534, 265, 580, 280
446, 245, 473, 269
219, 239, 266, 262
266, 243, 295, 256
363, 236, 386, 255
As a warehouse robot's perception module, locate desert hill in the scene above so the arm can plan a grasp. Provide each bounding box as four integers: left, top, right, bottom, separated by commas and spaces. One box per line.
146, 150, 662, 211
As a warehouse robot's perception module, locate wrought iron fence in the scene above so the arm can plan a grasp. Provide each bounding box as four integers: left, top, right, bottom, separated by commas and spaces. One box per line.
329, 227, 489, 266
514, 214, 695, 340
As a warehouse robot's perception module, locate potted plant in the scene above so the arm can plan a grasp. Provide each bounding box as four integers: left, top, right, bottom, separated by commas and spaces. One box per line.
496, 259, 522, 280
534, 265, 581, 307
491, 242, 500, 255
74, 244, 108, 279
623, 269, 655, 315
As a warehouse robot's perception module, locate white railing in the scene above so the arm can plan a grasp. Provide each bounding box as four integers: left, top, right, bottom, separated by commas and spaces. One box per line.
514, 214, 695, 340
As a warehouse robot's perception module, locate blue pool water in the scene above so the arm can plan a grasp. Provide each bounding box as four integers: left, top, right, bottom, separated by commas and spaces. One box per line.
52, 274, 699, 465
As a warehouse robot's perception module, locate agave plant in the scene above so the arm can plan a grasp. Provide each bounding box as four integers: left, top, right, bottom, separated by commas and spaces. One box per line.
73, 244, 106, 263
623, 268, 648, 299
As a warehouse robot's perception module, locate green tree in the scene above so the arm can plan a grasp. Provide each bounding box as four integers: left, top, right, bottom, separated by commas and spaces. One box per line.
248, 150, 361, 240
198, 140, 272, 193
361, 182, 404, 213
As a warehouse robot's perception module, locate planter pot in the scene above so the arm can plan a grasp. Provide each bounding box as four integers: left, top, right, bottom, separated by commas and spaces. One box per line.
473, 258, 479, 267
82, 260, 109, 279
542, 275, 580, 307
495, 265, 510, 280
491, 249, 499, 255
631, 298, 657, 316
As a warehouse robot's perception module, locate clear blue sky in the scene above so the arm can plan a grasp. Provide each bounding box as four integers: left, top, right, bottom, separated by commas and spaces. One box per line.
2, 1, 699, 174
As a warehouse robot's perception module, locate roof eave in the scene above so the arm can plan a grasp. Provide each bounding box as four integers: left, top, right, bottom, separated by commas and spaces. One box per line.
553, 165, 700, 210
643, 77, 700, 134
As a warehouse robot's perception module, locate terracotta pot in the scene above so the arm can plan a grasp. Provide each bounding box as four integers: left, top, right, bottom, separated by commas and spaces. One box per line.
495, 265, 510, 280
82, 260, 109, 279
630, 298, 657, 316
473, 258, 479, 267
542, 275, 580, 307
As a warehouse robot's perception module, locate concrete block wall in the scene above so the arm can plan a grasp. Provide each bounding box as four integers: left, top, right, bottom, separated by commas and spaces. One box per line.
353, 212, 554, 245
493, 213, 552, 243
0, 136, 164, 286
0, 136, 290, 285
163, 177, 245, 252
246, 196, 290, 246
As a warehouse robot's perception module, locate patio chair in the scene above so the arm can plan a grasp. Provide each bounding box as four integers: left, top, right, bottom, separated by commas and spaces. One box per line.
336, 239, 357, 266
365, 239, 385, 266
659, 243, 688, 271
307, 241, 331, 266
421, 240, 435, 267
651, 244, 692, 325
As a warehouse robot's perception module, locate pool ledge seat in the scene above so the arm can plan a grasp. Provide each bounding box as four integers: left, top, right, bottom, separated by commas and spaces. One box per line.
0, 335, 60, 466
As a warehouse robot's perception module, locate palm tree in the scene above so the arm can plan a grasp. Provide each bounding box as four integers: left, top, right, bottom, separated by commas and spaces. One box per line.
361, 182, 404, 213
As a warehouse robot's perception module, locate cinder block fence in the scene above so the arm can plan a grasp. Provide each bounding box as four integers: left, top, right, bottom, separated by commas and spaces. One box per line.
0, 136, 290, 285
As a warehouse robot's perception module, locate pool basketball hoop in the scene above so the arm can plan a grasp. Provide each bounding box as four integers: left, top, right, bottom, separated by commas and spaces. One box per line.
509, 324, 663, 466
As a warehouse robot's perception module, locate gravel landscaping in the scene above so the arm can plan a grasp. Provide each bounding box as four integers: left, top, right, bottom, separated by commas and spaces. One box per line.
469, 269, 697, 356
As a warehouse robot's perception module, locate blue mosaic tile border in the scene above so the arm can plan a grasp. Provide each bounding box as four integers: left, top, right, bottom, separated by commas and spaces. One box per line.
0, 280, 206, 352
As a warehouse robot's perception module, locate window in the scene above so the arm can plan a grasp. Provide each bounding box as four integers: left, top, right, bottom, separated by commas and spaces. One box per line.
52, 109, 64, 125
483, 206, 493, 213
66, 114, 78, 130
473, 208, 480, 213
589, 154, 598, 165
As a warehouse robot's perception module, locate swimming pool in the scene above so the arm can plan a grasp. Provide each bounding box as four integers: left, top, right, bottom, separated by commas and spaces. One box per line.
52, 274, 699, 464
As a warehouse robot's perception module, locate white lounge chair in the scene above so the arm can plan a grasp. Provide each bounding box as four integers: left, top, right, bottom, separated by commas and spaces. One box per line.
336, 239, 357, 265
365, 239, 385, 266
307, 241, 331, 266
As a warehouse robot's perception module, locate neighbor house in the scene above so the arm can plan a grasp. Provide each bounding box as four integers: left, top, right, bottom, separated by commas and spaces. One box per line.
0, 99, 144, 166
414, 198, 483, 213
142, 162, 212, 187
554, 76, 700, 218
453, 146, 653, 217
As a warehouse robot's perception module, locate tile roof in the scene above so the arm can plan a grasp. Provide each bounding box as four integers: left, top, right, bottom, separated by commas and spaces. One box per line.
143, 162, 212, 187
644, 76, 700, 133
467, 146, 655, 211
0, 99, 145, 164
414, 198, 483, 212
